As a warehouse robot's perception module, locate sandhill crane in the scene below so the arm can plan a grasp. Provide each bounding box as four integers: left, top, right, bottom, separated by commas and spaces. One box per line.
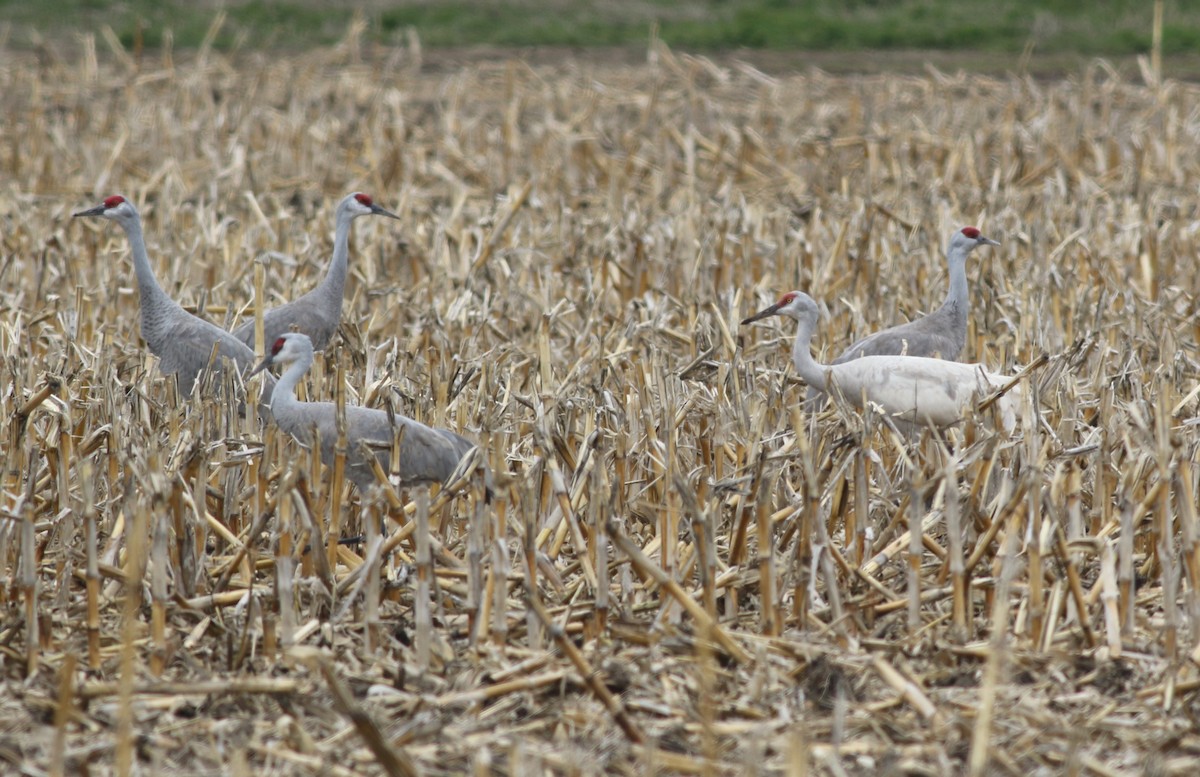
251, 332, 478, 492
74, 195, 274, 405
804, 226, 1000, 405
232, 192, 400, 351
833, 226, 1000, 363
743, 291, 1019, 432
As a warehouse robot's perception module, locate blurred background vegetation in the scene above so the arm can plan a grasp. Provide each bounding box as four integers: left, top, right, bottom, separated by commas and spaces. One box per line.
2, 1, 1195, 74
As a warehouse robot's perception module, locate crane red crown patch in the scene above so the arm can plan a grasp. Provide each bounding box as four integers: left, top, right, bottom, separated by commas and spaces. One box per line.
961, 226, 981, 239
103, 195, 126, 208
778, 291, 798, 306
354, 193, 374, 206
272, 336, 288, 355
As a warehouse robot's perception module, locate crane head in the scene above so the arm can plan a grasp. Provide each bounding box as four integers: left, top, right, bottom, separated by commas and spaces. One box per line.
343, 192, 401, 221
250, 332, 314, 376
950, 226, 1001, 257
73, 194, 137, 221
741, 290, 819, 326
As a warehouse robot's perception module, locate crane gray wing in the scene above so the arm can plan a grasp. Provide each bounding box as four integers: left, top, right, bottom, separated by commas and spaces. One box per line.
339, 409, 473, 485
831, 327, 959, 365
272, 401, 478, 490
832, 302, 966, 365
155, 316, 257, 397
232, 289, 340, 351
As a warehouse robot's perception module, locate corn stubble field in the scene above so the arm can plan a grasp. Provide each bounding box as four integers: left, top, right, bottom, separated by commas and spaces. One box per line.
3, 30, 1200, 776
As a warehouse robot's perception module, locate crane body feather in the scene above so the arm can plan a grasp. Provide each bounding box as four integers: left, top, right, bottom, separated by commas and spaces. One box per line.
257, 332, 478, 492
823, 354, 1017, 431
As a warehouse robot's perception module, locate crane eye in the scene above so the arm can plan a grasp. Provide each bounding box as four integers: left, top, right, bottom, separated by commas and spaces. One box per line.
779, 292, 796, 305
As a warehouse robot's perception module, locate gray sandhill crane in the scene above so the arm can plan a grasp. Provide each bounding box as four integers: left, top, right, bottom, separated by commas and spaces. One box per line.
251, 332, 478, 492
833, 226, 1000, 363
743, 291, 1019, 432
74, 195, 274, 405
232, 192, 400, 351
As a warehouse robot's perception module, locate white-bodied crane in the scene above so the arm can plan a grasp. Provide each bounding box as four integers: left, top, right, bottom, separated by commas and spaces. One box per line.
743, 290, 1019, 432
74, 195, 274, 405
232, 192, 400, 351
251, 332, 478, 492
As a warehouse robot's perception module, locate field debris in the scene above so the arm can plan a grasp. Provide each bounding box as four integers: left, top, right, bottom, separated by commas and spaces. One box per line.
2, 35, 1200, 776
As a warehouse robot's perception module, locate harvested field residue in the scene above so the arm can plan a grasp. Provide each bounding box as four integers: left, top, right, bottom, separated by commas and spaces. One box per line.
2, 34, 1200, 776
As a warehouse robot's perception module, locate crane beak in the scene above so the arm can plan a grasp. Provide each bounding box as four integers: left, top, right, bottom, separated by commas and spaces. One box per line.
372, 204, 401, 220
981, 236, 1001, 247
741, 303, 783, 325
73, 204, 106, 218
248, 355, 273, 377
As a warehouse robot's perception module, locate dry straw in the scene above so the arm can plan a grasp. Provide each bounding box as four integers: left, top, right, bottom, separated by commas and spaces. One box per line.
2, 21, 1200, 776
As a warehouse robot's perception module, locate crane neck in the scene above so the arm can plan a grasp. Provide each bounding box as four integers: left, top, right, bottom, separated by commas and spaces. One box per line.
270, 350, 314, 414
120, 215, 180, 340
788, 315, 828, 393
939, 248, 970, 324
317, 208, 356, 299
